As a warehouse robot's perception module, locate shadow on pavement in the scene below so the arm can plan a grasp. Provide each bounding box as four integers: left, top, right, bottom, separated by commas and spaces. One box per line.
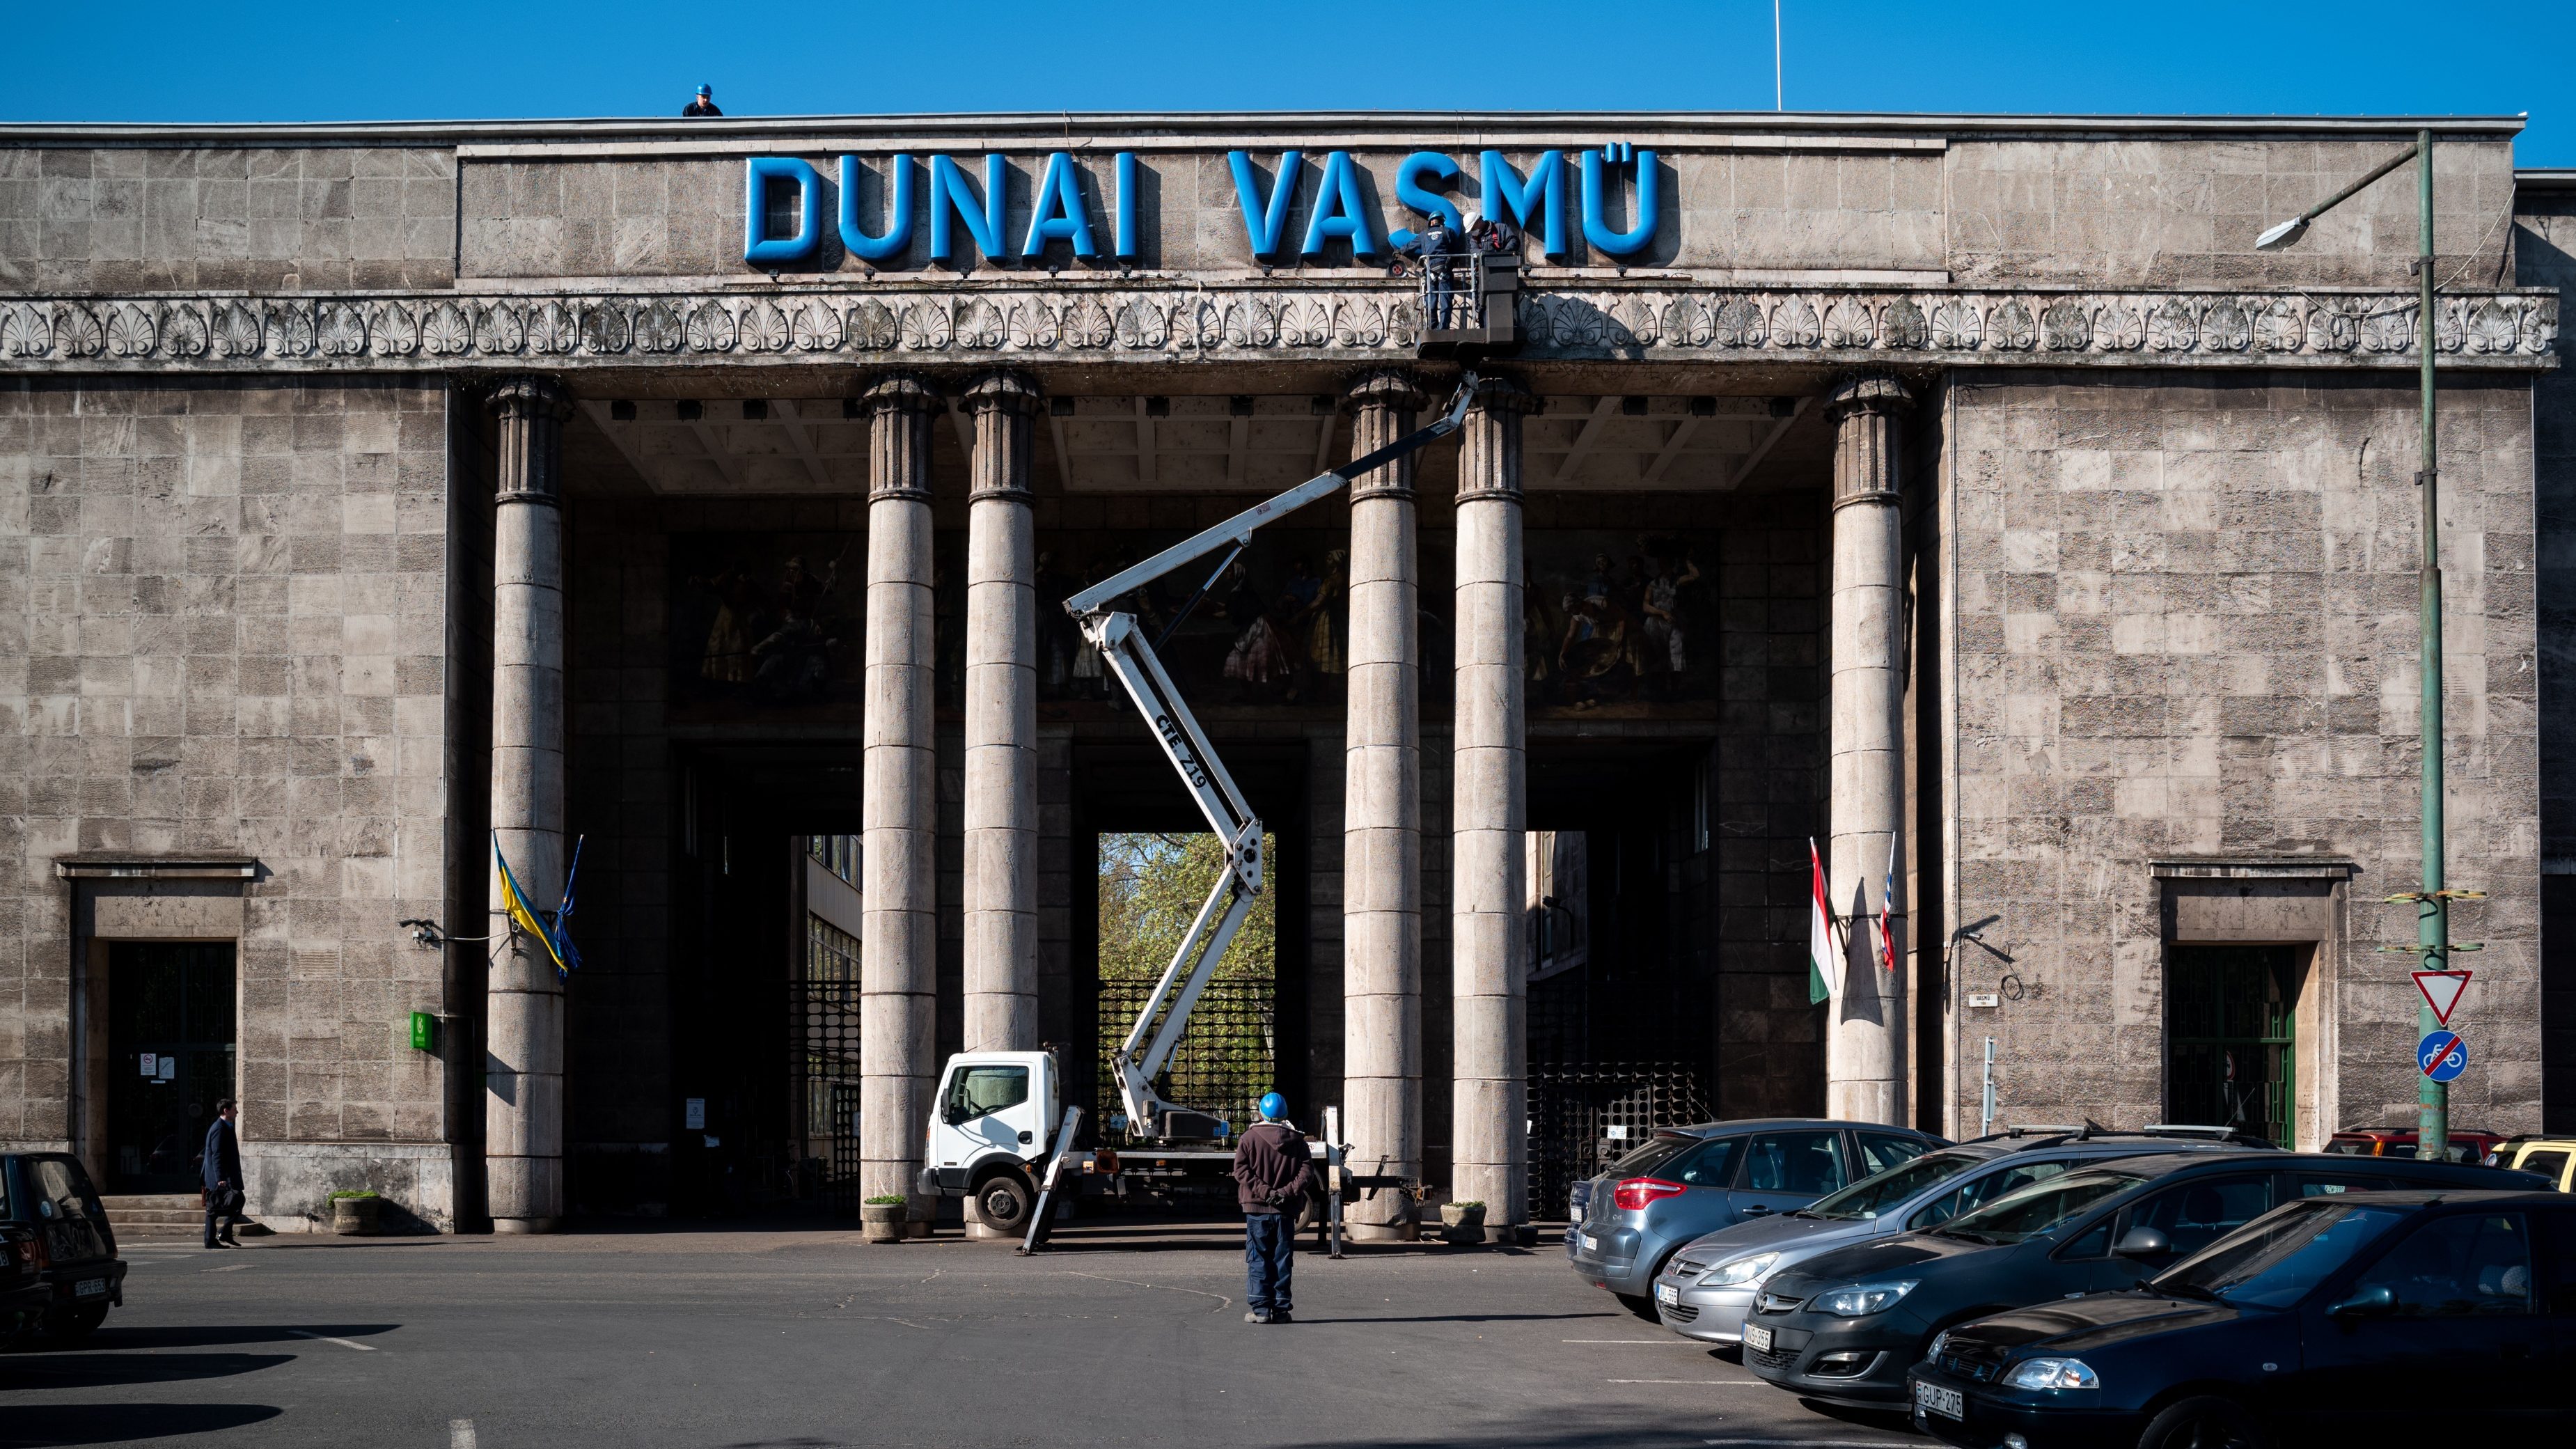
0, 1352, 293, 1389
46, 1324, 399, 1351
0, 1403, 282, 1446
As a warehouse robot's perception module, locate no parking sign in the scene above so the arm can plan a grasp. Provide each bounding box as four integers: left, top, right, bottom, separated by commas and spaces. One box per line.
2417, 1031, 2469, 1083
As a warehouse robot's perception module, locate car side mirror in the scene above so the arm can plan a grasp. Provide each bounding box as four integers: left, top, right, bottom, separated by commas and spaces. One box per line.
2327, 1283, 2398, 1321
2112, 1226, 2171, 1259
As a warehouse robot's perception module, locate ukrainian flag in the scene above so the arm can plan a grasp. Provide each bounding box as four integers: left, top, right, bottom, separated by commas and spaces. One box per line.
494, 833, 570, 978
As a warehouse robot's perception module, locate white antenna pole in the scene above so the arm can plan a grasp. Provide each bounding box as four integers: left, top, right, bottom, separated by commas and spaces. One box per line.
1773, 1, 1783, 111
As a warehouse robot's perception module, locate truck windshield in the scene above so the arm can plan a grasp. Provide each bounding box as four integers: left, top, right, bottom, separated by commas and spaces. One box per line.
1935, 1168, 2149, 1244
1805, 1149, 1983, 1220
2151, 1200, 2408, 1308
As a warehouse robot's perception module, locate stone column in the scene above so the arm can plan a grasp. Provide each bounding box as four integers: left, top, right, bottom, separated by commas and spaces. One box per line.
961, 370, 1042, 1054
860, 373, 943, 1232
1342, 368, 1428, 1241
1825, 372, 1913, 1127
1452, 375, 1533, 1237
485, 374, 572, 1235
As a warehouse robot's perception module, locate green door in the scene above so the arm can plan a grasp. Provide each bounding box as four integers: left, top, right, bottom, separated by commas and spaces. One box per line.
105, 942, 237, 1192
2166, 946, 2297, 1147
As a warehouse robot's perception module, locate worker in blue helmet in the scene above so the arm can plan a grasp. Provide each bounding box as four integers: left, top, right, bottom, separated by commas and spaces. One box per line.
682, 85, 722, 119
1231, 1090, 1312, 1324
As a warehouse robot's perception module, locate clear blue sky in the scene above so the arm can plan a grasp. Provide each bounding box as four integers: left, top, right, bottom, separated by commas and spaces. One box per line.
15, 1, 2575, 164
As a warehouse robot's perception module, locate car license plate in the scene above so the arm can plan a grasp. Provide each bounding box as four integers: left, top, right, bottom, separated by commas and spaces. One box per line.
1914, 1381, 1964, 1421
1743, 1324, 1773, 1353
1573, 1232, 1592, 1253
74, 1278, 107, 1299
1655, 1282, 1679, 1306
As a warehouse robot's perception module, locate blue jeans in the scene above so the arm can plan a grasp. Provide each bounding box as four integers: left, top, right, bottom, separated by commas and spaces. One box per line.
1243, 1212, 1294, 1315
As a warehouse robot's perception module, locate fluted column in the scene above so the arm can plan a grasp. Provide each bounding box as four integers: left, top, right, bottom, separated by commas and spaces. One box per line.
1825, 372, 1912, 1127
961, 370, 1042, 1055
1452, 375, 1533, 1237
1342, 368, 1428, 1241
485, 373, 572, 1235
860, 373, 943, 1232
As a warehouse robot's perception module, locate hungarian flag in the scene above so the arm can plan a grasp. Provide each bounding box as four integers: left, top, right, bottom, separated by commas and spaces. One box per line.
1808, 838, 1841, 1005
1876, 836, 1899, 973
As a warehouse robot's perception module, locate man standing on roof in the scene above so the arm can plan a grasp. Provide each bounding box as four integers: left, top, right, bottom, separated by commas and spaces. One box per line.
1233, 1092, 1312, 1324
682, 84, 722, 118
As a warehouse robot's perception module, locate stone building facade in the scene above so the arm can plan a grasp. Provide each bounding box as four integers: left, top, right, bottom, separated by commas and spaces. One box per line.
0, 112, 2562, 1235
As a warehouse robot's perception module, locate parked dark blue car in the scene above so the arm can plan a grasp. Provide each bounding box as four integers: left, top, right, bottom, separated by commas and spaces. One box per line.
1908, 1189, 2575, 1448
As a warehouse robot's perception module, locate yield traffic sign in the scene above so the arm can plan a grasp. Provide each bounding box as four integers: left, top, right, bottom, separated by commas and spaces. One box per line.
2413, 969, 2472, 1026
2418, 1031, 2469, 1083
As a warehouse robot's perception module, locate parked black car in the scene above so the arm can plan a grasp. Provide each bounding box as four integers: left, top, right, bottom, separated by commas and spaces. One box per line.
0, 1152, 125, 1340
1741, 1149, 2540, 1409
1908, 1189, 2576, 1447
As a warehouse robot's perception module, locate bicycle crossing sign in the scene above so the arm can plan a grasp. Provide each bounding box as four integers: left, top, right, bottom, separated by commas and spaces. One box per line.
2413, 969, 2472, 1026
2417, 1031, 2469, 1083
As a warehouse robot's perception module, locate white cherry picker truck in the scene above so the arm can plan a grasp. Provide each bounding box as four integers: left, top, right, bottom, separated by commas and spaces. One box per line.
913, 373, 1482, 1254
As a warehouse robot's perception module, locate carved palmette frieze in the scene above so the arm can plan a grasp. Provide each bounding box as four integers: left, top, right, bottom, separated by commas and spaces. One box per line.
0, 287, 2552, 372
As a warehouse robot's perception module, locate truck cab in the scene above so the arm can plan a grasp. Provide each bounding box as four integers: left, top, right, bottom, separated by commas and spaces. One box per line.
918, 1051, 1059, 1232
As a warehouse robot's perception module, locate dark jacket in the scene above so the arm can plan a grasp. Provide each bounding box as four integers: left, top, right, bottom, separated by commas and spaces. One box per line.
682, 99, 723, 118
1232, 1120, 1312, 1215
202, 1116, 241, 1191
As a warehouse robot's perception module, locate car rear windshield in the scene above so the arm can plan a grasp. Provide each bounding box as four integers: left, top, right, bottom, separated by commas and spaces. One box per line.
1804, 1149, 1984, 1220
1605, 1134, 1699, 1178
2151, 1200, 2410, 1308
1934, 1167, 2149, 1244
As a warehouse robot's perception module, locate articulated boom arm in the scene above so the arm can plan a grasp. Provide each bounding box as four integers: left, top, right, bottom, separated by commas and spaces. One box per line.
1074, 374, 1478, 1140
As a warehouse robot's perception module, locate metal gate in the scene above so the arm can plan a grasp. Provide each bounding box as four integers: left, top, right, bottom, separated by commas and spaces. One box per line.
1525, 1063, 1713, 1223
2166, 945, 2296, 1147
796, 914, 864, 1210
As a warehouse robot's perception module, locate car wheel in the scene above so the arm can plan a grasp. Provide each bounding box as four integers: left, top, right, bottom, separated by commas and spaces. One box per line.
2137, 1395, 2266, 1449
973, 1172, 1035, 1232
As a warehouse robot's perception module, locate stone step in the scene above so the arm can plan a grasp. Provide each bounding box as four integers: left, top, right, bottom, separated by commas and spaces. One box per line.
102, 1195, 204, 1212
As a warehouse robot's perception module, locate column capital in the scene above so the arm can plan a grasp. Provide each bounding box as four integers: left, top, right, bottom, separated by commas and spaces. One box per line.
1340, 366, 1429, 416
857, 370, 947, 418
1466, 370, 1537, 416
959, 368, 1043, 418
484, 373, 573, 425
1825, 370, 1915, 422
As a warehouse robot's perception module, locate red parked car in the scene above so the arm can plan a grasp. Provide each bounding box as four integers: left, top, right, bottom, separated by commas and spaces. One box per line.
2324, 1126, 2506, 1165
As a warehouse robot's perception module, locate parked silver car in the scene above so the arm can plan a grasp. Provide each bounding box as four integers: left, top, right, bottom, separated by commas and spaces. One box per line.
1565, 1118, 1944, 1314
1647, 1126, 2277, 1345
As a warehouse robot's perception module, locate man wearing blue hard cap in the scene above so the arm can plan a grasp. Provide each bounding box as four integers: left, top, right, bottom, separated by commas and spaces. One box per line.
682, 85, 722, 119
1231, 1091, 1312, 1324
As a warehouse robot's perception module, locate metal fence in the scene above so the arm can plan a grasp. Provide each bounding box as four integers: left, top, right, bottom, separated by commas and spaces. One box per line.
795, 914, 865, 1210
1094, 974, 1276, 1145
1525, 1063, 1713, 1221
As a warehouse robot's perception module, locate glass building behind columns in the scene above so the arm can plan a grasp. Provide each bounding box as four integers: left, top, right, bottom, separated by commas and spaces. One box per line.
0, 111, 2565, 1235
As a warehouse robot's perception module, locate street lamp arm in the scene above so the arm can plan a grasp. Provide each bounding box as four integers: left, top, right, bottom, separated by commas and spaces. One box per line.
2254, 142, 2419, 250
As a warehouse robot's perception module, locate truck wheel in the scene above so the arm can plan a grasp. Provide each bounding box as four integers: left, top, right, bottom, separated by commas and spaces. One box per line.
1295, 1191, 1325, 1233
974, 1173, 1035, 1233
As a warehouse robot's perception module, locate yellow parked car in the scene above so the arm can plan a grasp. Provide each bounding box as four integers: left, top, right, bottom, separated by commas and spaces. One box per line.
2480, 1136, 2576, 1189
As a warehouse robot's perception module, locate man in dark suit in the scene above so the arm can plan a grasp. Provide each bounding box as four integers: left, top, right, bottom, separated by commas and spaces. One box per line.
202, 1099, 242, 1249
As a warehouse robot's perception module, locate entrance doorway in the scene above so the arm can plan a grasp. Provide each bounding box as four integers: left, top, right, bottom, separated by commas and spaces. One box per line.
2166, 945, 2299, 1146
1094, 831, 1278, 1141
104, 942, 237, 1192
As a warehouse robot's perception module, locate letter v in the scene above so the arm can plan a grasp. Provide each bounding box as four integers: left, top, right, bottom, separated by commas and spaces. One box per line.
1227, 150, 1302, 263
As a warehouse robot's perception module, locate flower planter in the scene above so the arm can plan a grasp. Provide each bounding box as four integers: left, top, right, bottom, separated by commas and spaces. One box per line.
331, 1196, 379, 1236
1438, 1201, 1486, 1244
860, 1201, 907, 1244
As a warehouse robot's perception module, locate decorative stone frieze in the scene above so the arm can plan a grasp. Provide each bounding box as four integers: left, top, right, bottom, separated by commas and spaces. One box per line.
0, 285, 2552, 372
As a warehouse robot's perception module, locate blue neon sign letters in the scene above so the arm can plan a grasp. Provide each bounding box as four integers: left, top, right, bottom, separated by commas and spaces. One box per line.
741, 146, 1664, 267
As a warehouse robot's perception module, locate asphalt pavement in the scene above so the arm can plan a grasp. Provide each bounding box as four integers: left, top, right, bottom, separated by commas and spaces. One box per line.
0, 1219, 1917, 1449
